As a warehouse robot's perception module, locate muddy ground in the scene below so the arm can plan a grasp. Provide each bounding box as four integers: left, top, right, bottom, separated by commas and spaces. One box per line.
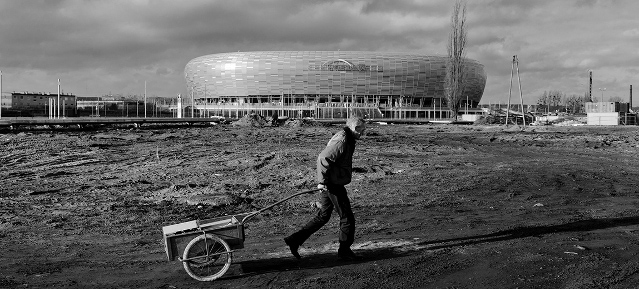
2, 120, 639, 288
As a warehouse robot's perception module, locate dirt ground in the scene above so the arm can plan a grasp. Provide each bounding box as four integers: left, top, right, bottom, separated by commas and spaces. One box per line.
2, 119, 639, 288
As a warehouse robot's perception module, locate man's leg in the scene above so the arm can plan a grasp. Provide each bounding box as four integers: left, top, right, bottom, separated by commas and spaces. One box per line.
284, 190, 333, 258
326, 185, 357, 259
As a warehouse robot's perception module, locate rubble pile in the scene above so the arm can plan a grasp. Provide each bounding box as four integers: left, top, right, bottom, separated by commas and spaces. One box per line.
474, 109, 535, 125
232, 113, 268, 127
283, 118, 326, 127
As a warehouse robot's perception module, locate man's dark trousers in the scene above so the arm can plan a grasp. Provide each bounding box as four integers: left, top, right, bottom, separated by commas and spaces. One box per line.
286, 184, 355, 247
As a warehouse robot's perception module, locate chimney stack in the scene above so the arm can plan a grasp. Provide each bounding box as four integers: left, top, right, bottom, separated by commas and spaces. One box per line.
589, 70, 593, 101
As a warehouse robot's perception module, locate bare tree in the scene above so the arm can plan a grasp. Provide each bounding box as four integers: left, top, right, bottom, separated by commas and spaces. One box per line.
608, 96, 623, 102
444, 0, 467, 120
565, 94, 586, 114
549, 90, 564, 107
536, 90, 566, 113
537, 91, 550, 113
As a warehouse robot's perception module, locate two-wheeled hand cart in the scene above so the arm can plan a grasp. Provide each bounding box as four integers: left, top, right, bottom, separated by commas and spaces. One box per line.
162, 188, 320, 281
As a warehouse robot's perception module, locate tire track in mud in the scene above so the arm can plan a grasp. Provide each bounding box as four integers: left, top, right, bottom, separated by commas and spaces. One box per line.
1, 153, 103, 183
0, 136, 106, 196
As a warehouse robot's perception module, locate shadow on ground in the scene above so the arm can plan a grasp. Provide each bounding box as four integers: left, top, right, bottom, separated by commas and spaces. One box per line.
208, 216, 639, 281
420, 215, 639, 250
224, 246, 406, 280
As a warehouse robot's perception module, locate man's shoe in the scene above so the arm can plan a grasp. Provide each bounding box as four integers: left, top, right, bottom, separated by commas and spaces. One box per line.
284, 237, 301, 259
337, 248, 361, 261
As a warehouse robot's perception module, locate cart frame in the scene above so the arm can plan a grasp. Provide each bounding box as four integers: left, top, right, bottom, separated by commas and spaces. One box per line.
162, 188, 320, 281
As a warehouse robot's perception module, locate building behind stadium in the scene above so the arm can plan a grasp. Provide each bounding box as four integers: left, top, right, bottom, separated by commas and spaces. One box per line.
1, 92, 77, 117
184, 51, 487, 120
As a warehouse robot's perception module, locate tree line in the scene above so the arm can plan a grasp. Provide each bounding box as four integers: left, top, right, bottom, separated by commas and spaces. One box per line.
536, 91, 626, 114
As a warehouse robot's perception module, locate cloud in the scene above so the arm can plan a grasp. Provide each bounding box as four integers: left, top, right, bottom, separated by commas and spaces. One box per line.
0, 0, 637, 103
360, 0, 449, 16
155, 67, 172, 76
622, 29, 639, 38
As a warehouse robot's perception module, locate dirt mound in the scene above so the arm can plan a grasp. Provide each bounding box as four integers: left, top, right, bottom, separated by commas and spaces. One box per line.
232, 113, 268, 127
473, 115, 505, 125
232, 114, 329, 127
283, 118, 327, 127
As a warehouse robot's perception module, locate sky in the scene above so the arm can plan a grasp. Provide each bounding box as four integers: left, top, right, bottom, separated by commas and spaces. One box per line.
0, 0, 637, 105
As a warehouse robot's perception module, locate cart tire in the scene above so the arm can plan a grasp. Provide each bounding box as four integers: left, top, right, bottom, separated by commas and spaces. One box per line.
182, 233, 232, 281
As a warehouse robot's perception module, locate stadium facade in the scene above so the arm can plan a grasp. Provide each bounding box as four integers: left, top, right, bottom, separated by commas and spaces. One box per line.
184, 51, 486, 120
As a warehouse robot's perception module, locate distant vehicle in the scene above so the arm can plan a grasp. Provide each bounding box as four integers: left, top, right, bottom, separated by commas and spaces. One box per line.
89, 114, 100, 117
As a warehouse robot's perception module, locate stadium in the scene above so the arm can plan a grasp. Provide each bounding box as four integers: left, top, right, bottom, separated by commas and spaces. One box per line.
184, 51, 486, 120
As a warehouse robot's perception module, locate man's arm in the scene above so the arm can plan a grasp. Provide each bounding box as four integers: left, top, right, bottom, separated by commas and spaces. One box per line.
317, 134, 346, 185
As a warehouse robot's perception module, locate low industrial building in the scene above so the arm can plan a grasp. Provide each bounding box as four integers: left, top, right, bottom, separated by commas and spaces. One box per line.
585, 102, 635, 125
4, 92, 76, 117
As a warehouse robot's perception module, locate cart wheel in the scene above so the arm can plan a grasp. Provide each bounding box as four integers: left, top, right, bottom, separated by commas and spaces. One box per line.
182, 233, 232, 281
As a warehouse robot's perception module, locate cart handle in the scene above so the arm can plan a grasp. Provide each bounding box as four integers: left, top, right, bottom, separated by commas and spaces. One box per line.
241, 188, 322, 224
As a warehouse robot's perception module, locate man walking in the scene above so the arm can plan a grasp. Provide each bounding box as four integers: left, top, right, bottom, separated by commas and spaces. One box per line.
284, 116, 366, 261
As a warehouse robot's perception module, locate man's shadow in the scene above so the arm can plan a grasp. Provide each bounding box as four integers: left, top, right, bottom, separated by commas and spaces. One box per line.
417, 215, 639, 250
224, 215, 639, 279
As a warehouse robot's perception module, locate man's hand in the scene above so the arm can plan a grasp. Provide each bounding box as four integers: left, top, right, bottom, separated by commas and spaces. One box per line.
317, 184, 327, 191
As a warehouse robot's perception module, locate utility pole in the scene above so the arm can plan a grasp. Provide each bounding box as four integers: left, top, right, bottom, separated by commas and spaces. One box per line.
506, 55, 525, 127
515, 56, 524, 124
599, 88, 606, 101
0, 70, 2, 119
144, 81, 147, 118
57, 79, 61, 119
204, 80, 207, 118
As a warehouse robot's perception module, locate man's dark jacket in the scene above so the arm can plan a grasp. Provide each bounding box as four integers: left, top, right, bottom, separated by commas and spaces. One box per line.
317, 127, 356, 186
